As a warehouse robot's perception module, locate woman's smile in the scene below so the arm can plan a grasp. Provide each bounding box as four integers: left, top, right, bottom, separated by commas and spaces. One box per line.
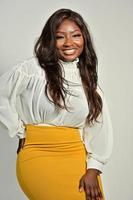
56, 19, 84, 62
63, 48, 77, 55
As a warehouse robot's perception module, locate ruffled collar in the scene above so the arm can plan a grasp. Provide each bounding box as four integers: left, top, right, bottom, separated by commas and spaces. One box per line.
58, 58, 81, 85
58, 58, 79, 69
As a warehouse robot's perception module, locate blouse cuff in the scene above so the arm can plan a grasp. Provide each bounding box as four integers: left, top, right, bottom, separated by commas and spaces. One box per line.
16, 119, 26, 139
87, 157, 104, 173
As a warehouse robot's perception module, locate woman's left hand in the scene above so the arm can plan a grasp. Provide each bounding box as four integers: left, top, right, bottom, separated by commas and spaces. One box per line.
17, 138, 25, 154
79, 168, 103, 200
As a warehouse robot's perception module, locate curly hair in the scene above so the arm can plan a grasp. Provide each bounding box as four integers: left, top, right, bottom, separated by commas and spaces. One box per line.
34, 8, 103, 125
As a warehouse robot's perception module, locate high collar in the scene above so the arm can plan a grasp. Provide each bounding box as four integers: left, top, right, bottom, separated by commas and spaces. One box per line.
58, 57, 81, 85
58, 58, 79, 69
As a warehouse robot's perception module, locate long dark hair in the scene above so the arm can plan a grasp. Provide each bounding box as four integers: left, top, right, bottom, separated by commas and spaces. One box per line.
34, 8, 103, 125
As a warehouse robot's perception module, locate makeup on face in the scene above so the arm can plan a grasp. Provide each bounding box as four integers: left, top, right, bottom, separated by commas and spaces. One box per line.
56, 19, 84, 62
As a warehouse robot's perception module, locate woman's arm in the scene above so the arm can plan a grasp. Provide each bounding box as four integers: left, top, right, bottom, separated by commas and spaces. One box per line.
83, 90, 113, 172
79, 89, 113, 199
0, 62, 29, 139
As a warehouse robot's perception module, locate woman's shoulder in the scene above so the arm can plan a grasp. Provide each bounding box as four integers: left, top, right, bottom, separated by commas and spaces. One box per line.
16, 56, 44, 77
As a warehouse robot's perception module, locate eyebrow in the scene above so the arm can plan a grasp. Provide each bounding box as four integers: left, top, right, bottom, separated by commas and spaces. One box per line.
56, 30, 81, 34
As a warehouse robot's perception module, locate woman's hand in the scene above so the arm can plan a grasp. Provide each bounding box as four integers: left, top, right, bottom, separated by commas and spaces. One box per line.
79, 168, 103, 200
17, 138, 25, 154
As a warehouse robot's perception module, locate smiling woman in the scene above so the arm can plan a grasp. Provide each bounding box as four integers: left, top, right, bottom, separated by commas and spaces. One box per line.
0, 8, 113, 200
56, 19, 84, 62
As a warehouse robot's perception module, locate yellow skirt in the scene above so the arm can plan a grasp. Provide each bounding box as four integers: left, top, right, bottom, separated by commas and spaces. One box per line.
16, 125, 105, 200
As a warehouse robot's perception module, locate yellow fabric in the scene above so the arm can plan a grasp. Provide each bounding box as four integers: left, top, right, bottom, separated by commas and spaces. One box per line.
16, 125, 105, 200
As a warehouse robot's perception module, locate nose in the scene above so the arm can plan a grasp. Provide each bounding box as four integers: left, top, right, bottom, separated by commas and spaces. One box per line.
63, 37, 73, 47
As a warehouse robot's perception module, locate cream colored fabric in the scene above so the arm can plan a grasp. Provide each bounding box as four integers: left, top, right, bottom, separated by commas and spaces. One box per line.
0, 57, 113, 172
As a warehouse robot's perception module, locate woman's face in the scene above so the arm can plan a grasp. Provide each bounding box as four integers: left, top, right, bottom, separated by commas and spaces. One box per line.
56, 19, 84, 62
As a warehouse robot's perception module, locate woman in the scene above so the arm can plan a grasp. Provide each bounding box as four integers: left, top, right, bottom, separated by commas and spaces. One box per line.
0, 8, 113, 200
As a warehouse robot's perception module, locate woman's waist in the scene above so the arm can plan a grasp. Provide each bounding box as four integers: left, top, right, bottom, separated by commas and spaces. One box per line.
24, 124, 83, 144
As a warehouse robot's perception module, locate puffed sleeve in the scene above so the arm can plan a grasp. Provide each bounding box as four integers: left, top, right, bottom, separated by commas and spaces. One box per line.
0, 64, 29, 139
82, 89, 113, 173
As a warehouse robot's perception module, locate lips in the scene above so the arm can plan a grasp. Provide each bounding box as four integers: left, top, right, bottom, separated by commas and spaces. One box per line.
62, 49, 76, 55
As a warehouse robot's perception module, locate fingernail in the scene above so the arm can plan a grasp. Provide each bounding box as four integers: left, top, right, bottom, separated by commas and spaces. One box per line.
79, 187, 83, 192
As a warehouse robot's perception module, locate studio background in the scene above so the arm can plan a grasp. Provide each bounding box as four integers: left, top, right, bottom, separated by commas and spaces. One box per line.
0, 0, 132, 199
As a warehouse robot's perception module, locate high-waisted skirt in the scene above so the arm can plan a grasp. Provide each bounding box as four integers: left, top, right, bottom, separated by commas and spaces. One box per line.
16, 125, 105, 200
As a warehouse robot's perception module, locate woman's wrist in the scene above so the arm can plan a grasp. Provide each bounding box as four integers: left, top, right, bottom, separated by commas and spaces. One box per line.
86, 168, 101, 176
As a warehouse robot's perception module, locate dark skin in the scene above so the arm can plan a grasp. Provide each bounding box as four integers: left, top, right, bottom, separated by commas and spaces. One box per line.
17, 20, 104, 200
17, 138, 103, 200
57, 19, 103, 200
16, 138, 25, 154
79, 169, 103, 200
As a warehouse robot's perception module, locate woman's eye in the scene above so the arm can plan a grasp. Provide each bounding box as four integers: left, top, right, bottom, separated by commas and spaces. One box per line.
56, 35, 64, 39
73, 34, 81, 37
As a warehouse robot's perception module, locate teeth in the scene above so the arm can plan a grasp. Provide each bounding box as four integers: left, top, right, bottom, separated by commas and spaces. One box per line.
63, 49, 76, 54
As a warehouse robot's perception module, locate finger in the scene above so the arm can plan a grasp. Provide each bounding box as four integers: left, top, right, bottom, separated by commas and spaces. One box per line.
97, 186, 103, 198
94, 186, 100, 198
94, 177, 103, 199
84, 185, 91, 200
17, 139, 25, 154
17, 149, 19, 154
85, 192, 91, 200
79, 178, 85, 192
90, 187, 95, 199
86, 185, 103, 200
90, 186, 101, 200
17, 147, 21, 154
87, 197, 91, 200
86, 197, 91, 200
21, 138, 26, 148
94, 186, 103, 200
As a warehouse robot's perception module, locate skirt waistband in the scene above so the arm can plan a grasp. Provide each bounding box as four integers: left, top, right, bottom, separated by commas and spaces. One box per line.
24, 124, 81, 145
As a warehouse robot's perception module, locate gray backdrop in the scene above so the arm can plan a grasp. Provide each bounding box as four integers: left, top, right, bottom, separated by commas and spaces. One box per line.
0, 0, 133, 199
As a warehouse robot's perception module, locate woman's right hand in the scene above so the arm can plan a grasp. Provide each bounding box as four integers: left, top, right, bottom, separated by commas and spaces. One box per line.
17, 138, 25, 154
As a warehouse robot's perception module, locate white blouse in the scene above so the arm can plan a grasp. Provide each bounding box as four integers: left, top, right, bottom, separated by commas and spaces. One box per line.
0, 57, 113, 173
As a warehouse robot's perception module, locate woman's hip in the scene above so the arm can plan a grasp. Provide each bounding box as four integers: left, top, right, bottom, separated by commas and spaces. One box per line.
17, 124, 87, 160
16, 125, 87, 200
